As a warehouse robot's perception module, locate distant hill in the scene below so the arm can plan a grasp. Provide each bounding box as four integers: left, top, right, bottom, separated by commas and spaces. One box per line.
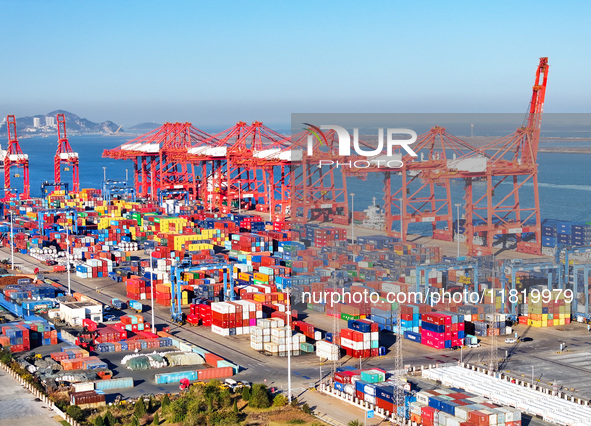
128, 122, 162, 132
0, 110, 121, 136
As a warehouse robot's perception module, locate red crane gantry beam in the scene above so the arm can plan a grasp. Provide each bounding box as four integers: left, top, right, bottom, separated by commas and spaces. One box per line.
3, 115, 30, 199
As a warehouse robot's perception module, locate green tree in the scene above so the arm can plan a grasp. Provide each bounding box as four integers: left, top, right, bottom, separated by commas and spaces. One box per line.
148, 395, 155, 413
169, 399, 187, 423
152, 412, 159, 425
302, 403, 312, 415
348, 421, 362, 426
233, 398, 238, 414
219, 388, 232, 408
130, 415, 139, 426
66, 405, 84, 422
290, 396, 299, 407
104, 410, 116, 426
241, 387, 250, 401
273, 394, 288, 407
94, 416, 105, 426
249, 384, 271, 409
135, 397, 147, 418
161, 394, 170, 408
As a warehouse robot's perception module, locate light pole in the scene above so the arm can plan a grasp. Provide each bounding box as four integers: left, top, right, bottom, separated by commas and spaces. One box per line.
350, 193, 355, 244
268, 184, 272, 221
287, 286, 292, 403
9, 213, 14, 270
151, 169, 155, 202
400, 198, 403, 241
66, 222, 71, 295
238, 180, 242, 214
150, 250, 155, 333
455, 203, 462, 257
531, 365, 534, 387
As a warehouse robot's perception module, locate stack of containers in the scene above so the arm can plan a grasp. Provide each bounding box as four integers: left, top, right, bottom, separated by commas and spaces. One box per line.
230, 233, 271, 253
126, 277, 150, 300
250, 318, 304, 356
525, 289, 571, 327
187, 302, 213, 326
27, 320, 58, 346
155, 282, 172, 306
312, 227, 347, 247
411, 388, 522, 426
316, 340, 339, 361
0, 323, 31, 352
120, 314, 145, 332
420, 312, 464, 349
211, 300, 263, 336
340, 319, 379, 358
541, 219, 591, 247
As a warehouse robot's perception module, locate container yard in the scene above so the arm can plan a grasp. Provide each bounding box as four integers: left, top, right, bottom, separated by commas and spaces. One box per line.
0, 55, 589, 426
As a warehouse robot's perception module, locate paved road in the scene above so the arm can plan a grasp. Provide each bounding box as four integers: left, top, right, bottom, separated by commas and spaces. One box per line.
2, 247, 577, 426
0, 368, 61, 426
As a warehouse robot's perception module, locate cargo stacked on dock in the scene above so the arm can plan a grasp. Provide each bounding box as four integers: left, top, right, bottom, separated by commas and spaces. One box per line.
333, 366, 413, 417
419, 312, 464, 349
411, 388, 522, 426
340, 319, 380, 358
211, 300, 262, 336
125, 276, 151, 300
0, 323, 30, 352
542, 219, 591, 247
0, 320, 57, 352
520, 289, 571, 327
250, 317, 304, 356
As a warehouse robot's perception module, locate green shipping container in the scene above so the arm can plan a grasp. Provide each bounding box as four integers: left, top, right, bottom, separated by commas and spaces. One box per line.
360, 369, 385, 383
300, 342, 314, 353
341, 313, 359, 321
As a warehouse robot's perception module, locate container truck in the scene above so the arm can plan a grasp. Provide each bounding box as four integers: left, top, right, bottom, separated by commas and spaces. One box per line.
128, 299, 142, 313
111, 298, 125, 309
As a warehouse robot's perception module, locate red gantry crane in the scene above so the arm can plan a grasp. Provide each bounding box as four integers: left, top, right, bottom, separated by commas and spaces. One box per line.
457, 57, 549, 255
3, 115, 30, 199
103, 122, 214, 200
55, 113, 80, 192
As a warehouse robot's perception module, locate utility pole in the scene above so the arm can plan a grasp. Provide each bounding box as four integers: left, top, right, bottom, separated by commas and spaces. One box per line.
455, 203, 462, 257
488, 256, 498, 374
287, 286, 292, 403
150, 250, 156, 333
10, 213, 14, 270
350, 193, 355, 244
238, 180, 242, 214
66, 221, 71, 295
400, 198, 404, 241
393, 303, 404, 418
268, 184, 272, 221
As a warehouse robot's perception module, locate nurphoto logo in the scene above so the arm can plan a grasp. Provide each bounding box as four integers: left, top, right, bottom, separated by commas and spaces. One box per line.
304, 123, 419, 169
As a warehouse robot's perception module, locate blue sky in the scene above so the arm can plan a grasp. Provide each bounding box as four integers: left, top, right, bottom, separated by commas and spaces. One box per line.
1, 0, 590, 127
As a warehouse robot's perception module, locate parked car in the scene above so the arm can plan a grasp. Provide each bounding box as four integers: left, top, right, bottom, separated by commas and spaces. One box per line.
467, 343, 481, 348
505, 338, 517, 344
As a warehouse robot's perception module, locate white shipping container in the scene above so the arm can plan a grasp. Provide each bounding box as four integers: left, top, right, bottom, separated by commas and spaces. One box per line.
211, 325, 230, 336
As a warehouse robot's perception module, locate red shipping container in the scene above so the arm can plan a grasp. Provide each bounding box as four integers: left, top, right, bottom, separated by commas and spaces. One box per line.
376, 396, 395, 412
468, 411, 489, 426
